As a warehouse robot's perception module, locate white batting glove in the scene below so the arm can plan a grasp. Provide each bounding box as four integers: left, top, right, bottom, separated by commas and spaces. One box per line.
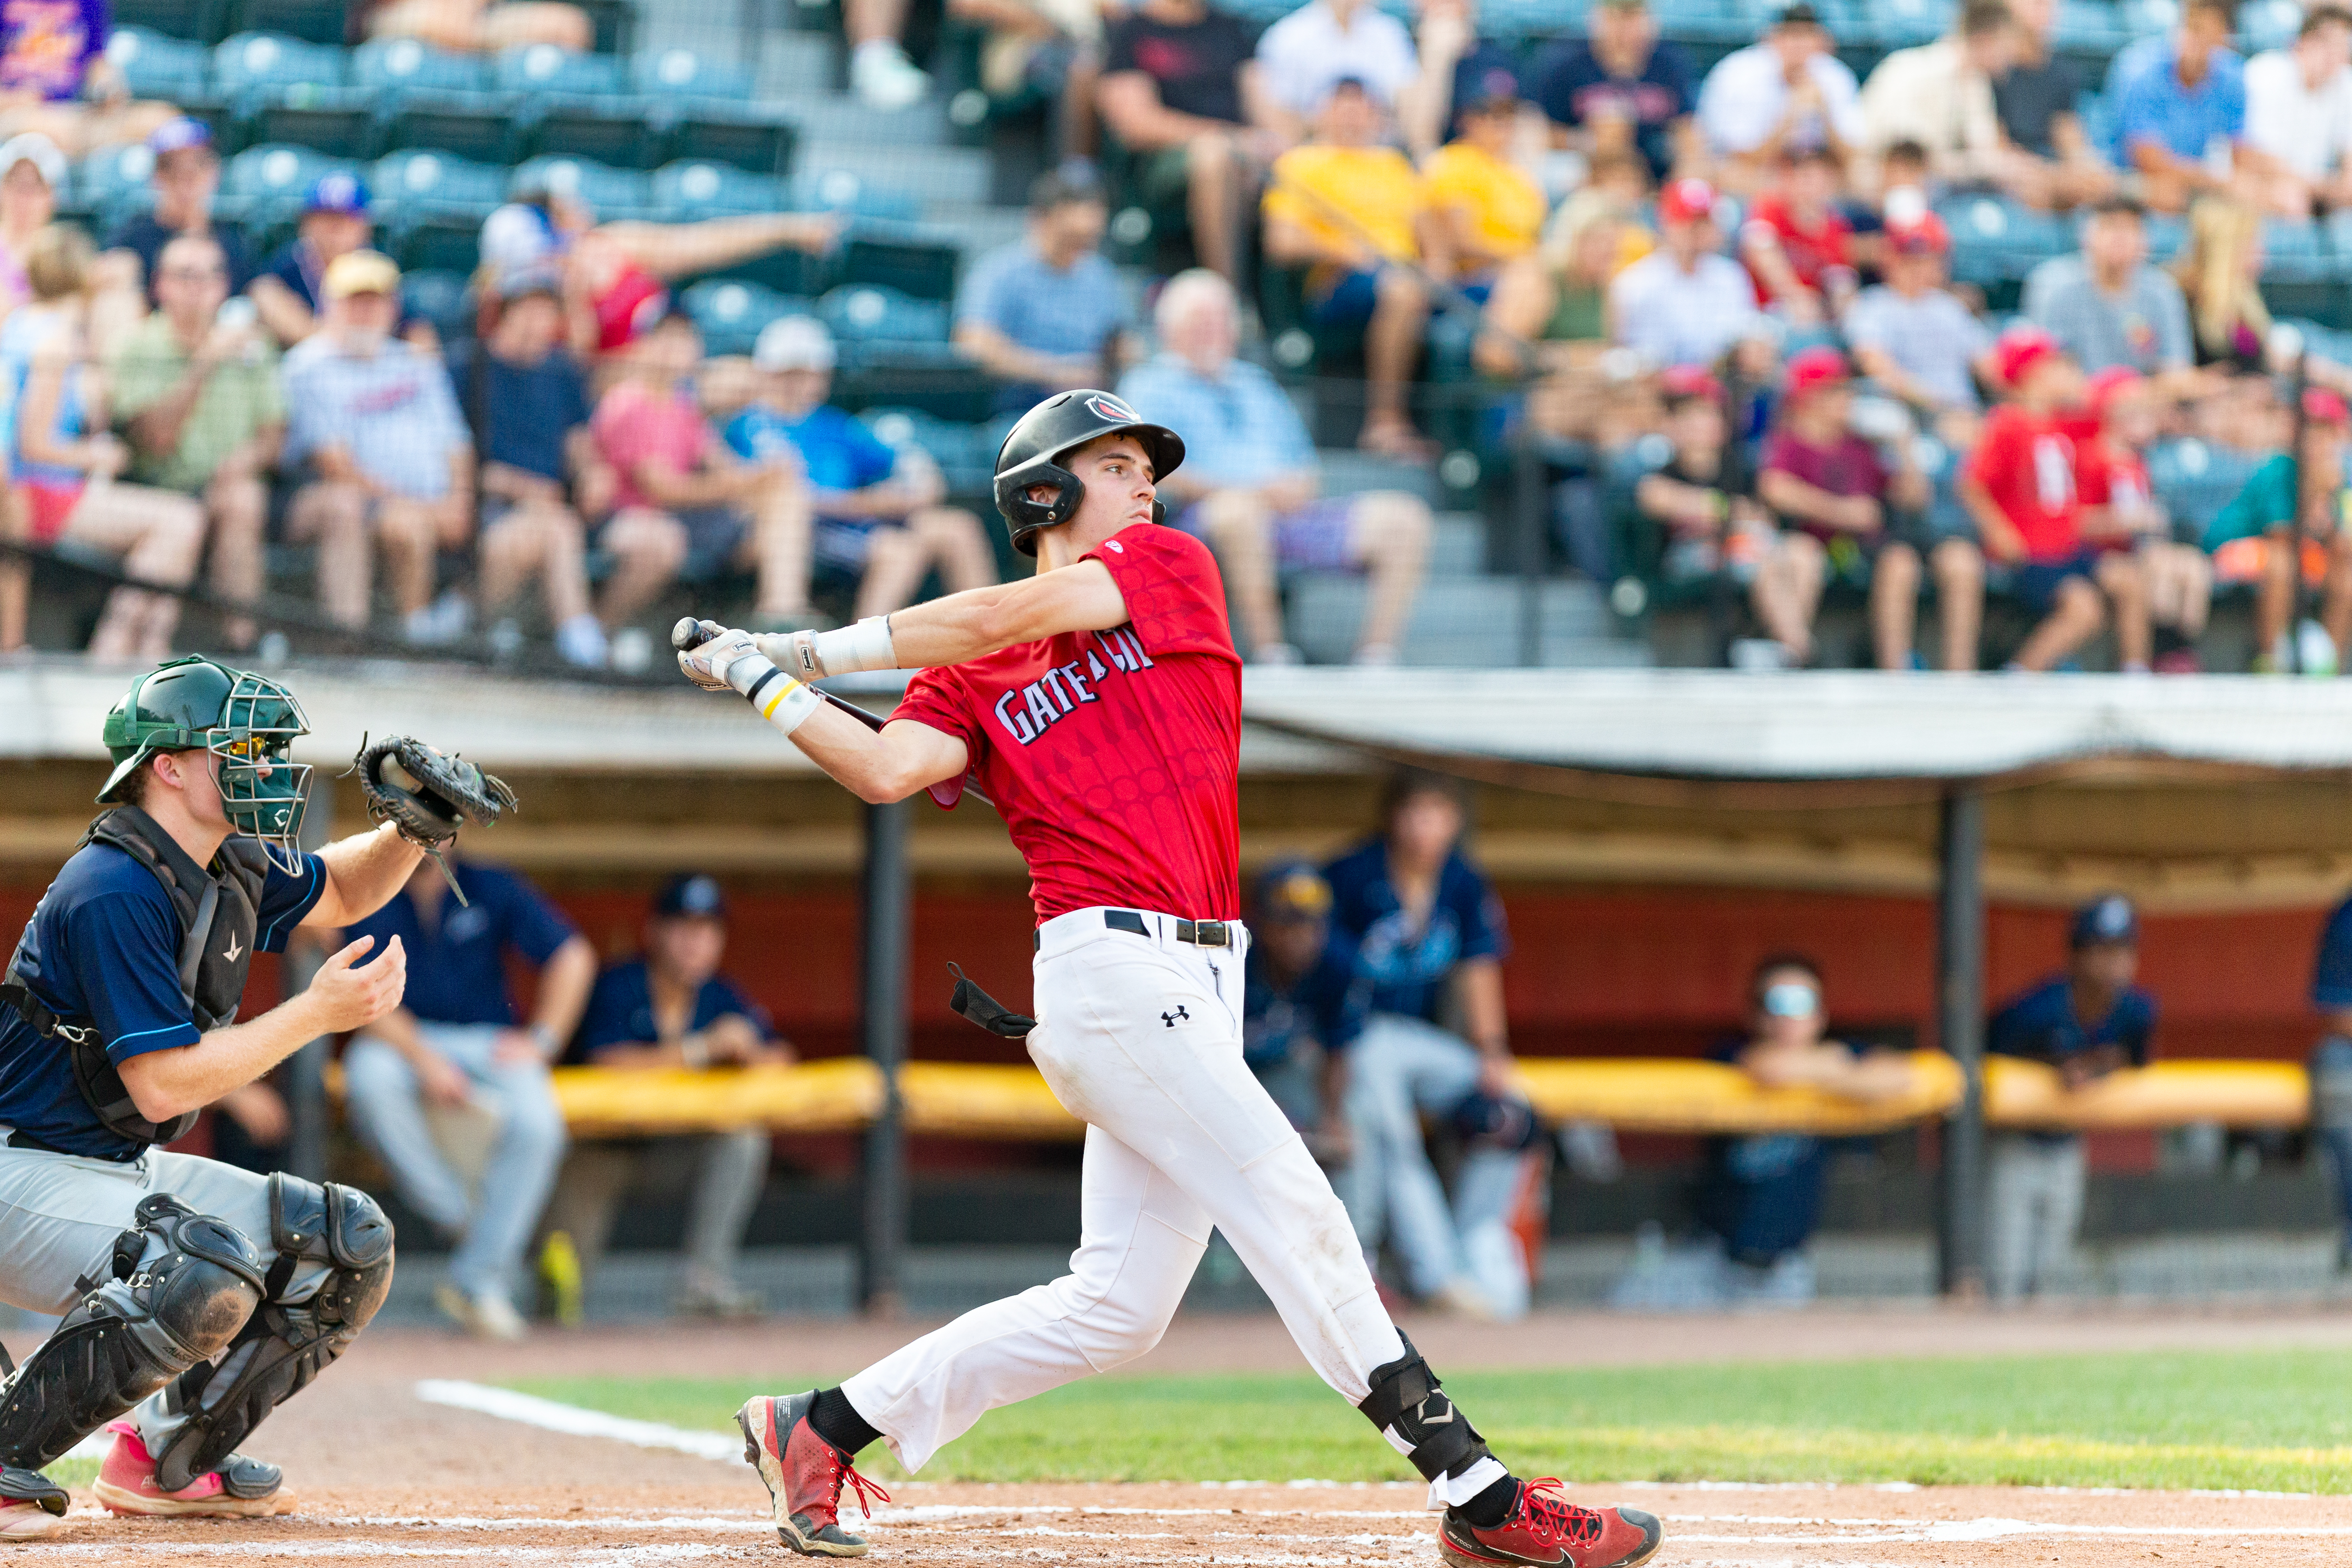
677, 627, 769, 694
752, 629, 822, 679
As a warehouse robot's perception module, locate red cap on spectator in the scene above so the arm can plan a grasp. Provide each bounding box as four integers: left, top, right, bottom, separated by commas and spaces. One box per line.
1993, 327, 2062, 387
1783, 345, 1849, 401
2085, 366, 2143, 419
2306, 388, 2351, 427
1661, 365, 1723, 402
1658, 178, 1718, 226
1884, 211, 1950, 255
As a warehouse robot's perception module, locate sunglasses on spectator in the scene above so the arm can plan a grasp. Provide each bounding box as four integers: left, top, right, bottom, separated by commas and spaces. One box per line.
162, 264, 226, 281
1761, 981, 1820, 1018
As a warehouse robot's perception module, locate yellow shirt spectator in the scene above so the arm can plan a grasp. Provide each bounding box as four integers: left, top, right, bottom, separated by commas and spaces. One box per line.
1263, 143, 1426, 273
1422, 141, 1545, 269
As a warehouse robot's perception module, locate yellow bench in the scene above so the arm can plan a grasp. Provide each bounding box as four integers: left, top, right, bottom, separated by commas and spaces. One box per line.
540, 1057, 2314, 1139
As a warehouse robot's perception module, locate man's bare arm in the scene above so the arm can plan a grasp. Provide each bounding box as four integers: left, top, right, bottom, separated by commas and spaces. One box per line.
304, 821, 426, 928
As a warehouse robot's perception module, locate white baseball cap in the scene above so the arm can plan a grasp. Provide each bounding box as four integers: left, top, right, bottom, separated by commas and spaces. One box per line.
0, 133, 64, 191
754, 314, 836, 372
479, 202, 561, 278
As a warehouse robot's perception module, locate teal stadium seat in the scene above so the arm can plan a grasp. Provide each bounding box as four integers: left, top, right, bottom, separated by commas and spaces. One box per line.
651, 161, 791, 219
839, 228, 960, 302
632, 48, 754, 103
400, 269, 475, 340
212, 31, 345, 95
681, 279, 814, 356
114, 0, 228, 44
665, 109, 796, 178
351, 39, 490, 96
792, 169, 920, 224
382, 93, 523, 164
233, 0, 348, 45
510, 156, 654, 219
373, 149, 507, 219
104, 29, 211, 104
819, 283, 951, 345
493, 44, 628, 99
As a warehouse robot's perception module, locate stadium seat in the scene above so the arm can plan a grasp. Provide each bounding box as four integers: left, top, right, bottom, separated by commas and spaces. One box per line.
510, 156, 654, 218
792, 169, 921, 224
390, 211, 484, 274
680, 279, 814, 356
665, 109, 797, 178
212, 31, 347, 95
244, 96, 379, 160
838, 229, 960, 302
2149, 438, 2263, 536
104, 28, 212, 103
382, 94, 525, 164
225, 143, 358, 204
76, 146, 157, 218
573, 0, 638, 55
232, 0, 349, 45
493, 44, 628, 99
2241, 0, 2304, 52
651, 160, 790, 220
524, 103, 666, 169
401, 268, 475, 340
351, 38, 490, 97
820, 283, 951, 344
374, 149, 507, 218
632, 48, 754, 103
1870, 0, 1953, 48
859, 407, 995, 492
114, 0, 229, 44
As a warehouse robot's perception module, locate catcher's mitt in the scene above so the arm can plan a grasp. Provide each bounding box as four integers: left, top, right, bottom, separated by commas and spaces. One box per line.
353, 735, 517, 848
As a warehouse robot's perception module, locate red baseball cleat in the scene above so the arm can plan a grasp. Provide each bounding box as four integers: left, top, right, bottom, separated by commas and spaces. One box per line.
1437, 1479, 1662, 1568
91, 1421, 294, 1519
736, 1392, 892, 1557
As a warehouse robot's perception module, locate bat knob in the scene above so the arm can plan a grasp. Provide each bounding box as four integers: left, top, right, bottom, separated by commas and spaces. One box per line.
671, 617, 720, 652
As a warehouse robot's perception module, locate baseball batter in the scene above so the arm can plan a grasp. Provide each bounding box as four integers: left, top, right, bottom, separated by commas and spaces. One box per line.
677, 390, 1664, 1568
0, 659, 503, 1538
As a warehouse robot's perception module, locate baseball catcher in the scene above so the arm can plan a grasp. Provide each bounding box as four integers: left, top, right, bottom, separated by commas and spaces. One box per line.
0, 657, 498, 1536
677, 390, 1663, 1568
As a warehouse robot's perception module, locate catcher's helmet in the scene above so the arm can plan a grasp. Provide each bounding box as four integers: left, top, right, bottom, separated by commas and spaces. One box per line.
98, 657, 313, 871
993, 389, 1185, 557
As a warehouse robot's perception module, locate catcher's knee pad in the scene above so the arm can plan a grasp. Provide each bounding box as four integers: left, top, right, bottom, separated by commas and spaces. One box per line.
0, 1193, 265, 1471
153, 1174, 393, 1492
1358, 1333, 1494, 1489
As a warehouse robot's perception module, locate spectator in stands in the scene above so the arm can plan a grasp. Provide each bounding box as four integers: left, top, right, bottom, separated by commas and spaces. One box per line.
2078, 367, 2210, 671
1607, 176, 1767, 371
1097, 0, 1278, 283
957, 162, 1138, 418
1475, 191, 1626, 376
1254, 0, 1419, 150
1243, 860, 1364, 1169
2245, 7, 2352, 216
1844, 211, 1994, 449
456, 268, 615, 670
2023, 197, 2200, 394
725, 315, 1000, 621
342, 854, 597, 1340
1261, 79, 1448, 457
1985, 894, 2154, 1303
1963, 328, 2152, 672
0, 131, 59, 315
2172, 200, 2276, 372
952, 0, 1105, 160
0, 0, 175, 156
2205, 387, 2352, 671
354, 0, 594, 54
1406, 0, 1529, 160
0, 223, 202, 662
1121, 269, 1431, 663
1855, 0, 2016, 194
1739, 146, 1854, 327
1423, 70, 1545, 294
545, 873, 789, 1319
1529, 0, 1696, 186
1694, 2, 1862, 196
1690, 956, 1916, 1305
101, 118, 257, 306
1757, 347, 1963, 671
845, 0, 935, 110
1994, 0, 2114, 211
1632, 369, 1788, 634
283, 251, 478, 640
2113, 0, 2277, 216
1326, 770, 1541, 1319
2306, 896, 2352, 1265
479, 181, 839, 361
109, 234, 283, 655
591, 309, 819, 634
251, 174, 418, 351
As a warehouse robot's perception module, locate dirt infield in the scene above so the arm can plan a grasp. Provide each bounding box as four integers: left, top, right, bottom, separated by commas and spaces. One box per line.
23, 1306, 2352, 1565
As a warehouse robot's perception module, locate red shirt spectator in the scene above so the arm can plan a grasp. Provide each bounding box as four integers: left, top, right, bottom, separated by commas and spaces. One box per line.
1740, 147, 1852, 314
1962, 329, 2092, 564
592, 377, 710, 513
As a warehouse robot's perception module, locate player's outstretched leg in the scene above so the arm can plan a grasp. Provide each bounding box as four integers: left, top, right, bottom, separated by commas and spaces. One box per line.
737, 1389, 891, 1557
1362, 1334, 1661, 1568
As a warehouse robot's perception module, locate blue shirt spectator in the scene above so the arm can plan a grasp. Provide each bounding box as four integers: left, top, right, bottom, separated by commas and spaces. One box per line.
1530, 10, 1696, 182
2114, 37, 2244, 164
955, 164, 1136, 415
2313, 895, 2352, 1013
1988, 976, 2156, 1069
1322, 838, 1508, 1024
1244, 927, 1366, 1073
341, 861, 576, 1027
568, 959, 773, 1065
1117, 350, 1316, 491
725, 403, 897, 518
0, 840, 323, 1157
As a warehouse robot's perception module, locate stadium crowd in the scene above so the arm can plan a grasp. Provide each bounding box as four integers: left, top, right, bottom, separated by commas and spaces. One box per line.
14, 0, 2352, 668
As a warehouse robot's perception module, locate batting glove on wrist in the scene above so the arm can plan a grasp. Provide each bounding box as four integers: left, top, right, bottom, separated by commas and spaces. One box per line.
678, 627, 766, 693
753, 629, 823, 679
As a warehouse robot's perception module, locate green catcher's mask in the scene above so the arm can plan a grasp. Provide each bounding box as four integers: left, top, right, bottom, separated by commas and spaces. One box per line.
96, 657, 313, 872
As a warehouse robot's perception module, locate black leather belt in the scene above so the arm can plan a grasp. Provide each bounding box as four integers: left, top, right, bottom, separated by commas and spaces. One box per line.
1038, 910, 1236, 950
6, 1128, 138, 1162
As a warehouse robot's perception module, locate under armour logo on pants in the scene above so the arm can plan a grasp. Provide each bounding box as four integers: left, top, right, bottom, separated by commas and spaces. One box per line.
1161, 1006, 1190, 1028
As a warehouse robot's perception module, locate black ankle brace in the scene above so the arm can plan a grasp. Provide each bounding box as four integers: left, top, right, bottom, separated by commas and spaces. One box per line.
1357, 1334, 1493, 1488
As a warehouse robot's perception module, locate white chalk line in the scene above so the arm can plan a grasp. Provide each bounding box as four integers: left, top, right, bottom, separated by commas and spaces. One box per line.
412, 1381, 744, 1463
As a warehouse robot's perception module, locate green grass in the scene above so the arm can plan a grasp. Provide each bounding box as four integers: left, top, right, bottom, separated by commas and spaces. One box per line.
509, 1348, 2352, 1494
42, 1459, 95, 1490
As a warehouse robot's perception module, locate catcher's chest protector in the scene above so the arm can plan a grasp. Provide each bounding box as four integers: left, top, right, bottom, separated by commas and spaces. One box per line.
0, 807, 267, 1146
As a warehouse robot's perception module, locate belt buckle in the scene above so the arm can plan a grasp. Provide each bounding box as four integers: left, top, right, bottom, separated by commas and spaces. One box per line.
1191, 920, 1228, 948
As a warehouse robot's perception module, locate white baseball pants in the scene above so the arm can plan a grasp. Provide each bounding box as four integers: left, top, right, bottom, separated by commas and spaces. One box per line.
842, 906, 1407, 1474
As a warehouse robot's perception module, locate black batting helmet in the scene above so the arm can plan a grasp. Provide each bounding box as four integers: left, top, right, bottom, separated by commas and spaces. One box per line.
992, 389, 1185, 556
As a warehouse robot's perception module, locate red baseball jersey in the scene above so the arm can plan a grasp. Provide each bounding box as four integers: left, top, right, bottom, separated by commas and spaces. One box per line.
894, 524, 1243, 924
2074, 436, 2153, 554
1965, 404, 2083, 563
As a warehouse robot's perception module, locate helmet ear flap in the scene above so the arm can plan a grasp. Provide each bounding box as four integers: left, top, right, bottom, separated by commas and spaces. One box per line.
997, 461, 1085, 556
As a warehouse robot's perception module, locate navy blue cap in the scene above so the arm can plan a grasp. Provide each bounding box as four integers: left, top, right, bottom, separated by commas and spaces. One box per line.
655, 872, 728, 920
1254, 858, 1332, 923
2071, 893, 2138, 949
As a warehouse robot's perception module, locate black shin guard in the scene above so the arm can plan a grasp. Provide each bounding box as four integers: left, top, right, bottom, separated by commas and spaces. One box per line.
0, 1195, 266, 1472
1358, 1334, 1496, 1495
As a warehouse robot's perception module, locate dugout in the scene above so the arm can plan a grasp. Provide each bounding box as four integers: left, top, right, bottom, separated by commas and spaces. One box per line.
9, 662, 2352, 1301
